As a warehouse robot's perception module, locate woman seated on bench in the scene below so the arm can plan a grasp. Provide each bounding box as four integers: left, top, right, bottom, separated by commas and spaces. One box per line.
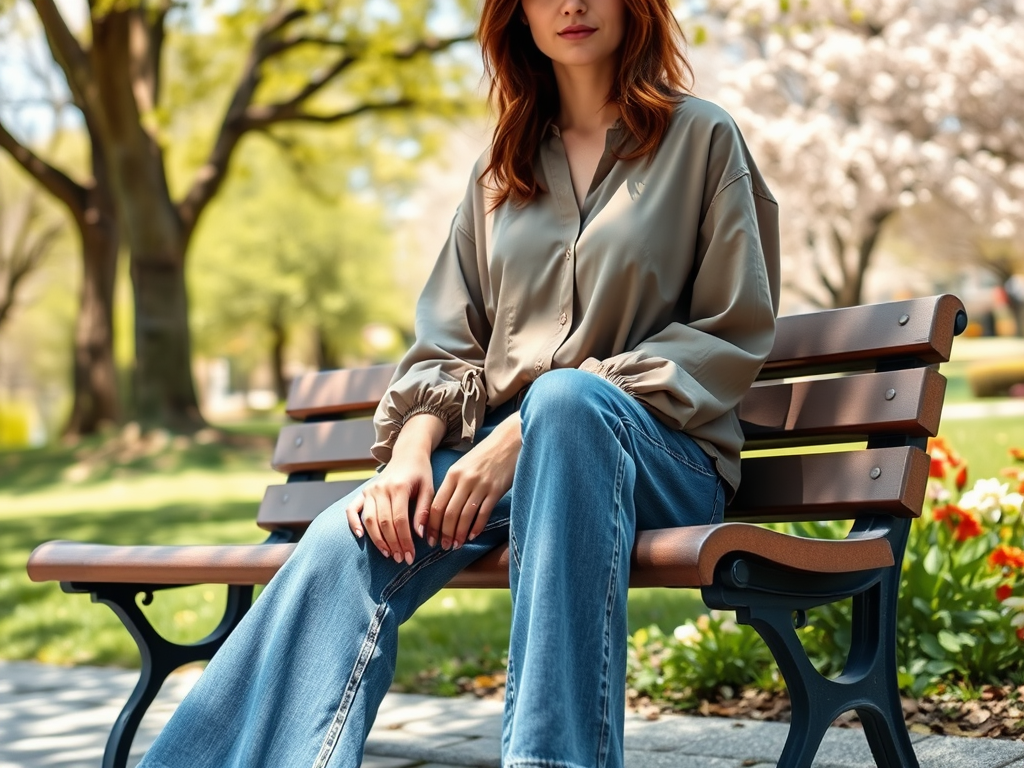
138, 0, 779, 765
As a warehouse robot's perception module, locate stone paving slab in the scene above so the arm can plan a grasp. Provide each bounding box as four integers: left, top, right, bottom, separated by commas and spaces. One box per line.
2, 659, 1021, 768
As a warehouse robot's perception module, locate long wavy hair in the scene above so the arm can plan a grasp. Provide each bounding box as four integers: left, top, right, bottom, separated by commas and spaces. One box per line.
477, 0, 694, 211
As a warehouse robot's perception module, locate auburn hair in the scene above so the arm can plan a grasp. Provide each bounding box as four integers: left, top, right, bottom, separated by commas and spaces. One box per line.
477, 0, 694, 211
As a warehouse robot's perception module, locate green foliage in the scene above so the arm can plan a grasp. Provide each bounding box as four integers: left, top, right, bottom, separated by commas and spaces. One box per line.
628, 615, 778, 707
188, 134, 409, 375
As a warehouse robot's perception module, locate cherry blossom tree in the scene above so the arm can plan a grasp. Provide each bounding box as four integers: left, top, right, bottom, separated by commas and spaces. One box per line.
708, 0, 1024, 308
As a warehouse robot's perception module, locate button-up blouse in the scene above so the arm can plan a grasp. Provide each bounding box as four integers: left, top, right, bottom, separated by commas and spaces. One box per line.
371, 96, 781, 496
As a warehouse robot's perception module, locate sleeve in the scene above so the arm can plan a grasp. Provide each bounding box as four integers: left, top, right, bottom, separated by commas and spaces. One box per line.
579, 170, 780, 432
370, 201, 491, 465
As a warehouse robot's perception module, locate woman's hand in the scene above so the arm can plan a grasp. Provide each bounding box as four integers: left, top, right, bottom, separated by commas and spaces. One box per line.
429, 412, 522, 550
346, 413, 446, 564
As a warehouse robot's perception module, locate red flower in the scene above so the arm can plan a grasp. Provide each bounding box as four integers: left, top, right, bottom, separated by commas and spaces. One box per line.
997, 584, 1014, 601
1017, 627, 1024, 642
955, 464, 968, 492
933, 505, 983, 542
990, 545, 1024, 569
1010, 447, 1024, 462
930, 456, 947, 479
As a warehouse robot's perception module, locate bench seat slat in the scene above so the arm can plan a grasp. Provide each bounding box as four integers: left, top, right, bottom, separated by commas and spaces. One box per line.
272, 370, 943, 475
25, 525, 893, 590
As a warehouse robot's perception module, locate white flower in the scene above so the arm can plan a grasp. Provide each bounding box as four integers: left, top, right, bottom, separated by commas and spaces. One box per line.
959, 479, 1010, 524
673, 623, 701, 645
1002, 493, 1024, 517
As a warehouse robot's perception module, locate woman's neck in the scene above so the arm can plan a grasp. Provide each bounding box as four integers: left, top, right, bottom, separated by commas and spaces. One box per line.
552, 58, 621, 134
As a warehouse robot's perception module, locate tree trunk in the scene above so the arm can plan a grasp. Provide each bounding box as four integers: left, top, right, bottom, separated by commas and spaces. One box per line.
270, 313, 288, 402
130, 255, 204, 431
63, 193, 120, 436
91, 7, 206, 433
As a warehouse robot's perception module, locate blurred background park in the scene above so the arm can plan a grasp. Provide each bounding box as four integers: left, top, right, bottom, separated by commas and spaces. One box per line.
3, 0, 1024, 716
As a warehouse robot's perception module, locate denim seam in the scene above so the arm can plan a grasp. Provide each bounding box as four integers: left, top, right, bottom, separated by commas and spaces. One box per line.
505, 758, 593, 768
620, 416, 716, 479
596, 426, 627, 768
311, 516, 508, 768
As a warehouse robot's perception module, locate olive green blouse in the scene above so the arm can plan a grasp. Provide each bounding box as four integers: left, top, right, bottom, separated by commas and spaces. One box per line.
371, 96, 781, 496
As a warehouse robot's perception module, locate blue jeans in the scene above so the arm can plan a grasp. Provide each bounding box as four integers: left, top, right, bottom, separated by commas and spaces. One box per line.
138, 369, 724, 768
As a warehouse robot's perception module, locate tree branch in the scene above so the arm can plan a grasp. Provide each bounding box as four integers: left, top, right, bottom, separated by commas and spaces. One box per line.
31, 0, 98, 117
175, 6, 310, 235
0, 204, 62, 328
177, 23, 473, 237
781, 278, 828, 309
0, 118, 85, 216
247, 32, 475, 128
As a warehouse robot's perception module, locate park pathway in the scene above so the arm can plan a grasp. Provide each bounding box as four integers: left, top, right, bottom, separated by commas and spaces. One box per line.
2, 660, 1024, 767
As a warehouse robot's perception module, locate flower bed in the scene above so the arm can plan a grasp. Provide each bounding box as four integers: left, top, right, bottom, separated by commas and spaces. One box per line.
627, 440, 1024, 722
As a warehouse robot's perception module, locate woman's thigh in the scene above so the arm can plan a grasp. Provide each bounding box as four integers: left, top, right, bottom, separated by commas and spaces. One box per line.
520, 369, 723, 531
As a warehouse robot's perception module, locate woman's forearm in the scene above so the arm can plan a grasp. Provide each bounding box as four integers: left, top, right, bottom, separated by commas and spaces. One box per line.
392, 412, 448, 460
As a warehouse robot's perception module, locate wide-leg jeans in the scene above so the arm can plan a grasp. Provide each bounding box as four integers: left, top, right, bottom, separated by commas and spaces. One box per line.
138, 369, 725, 768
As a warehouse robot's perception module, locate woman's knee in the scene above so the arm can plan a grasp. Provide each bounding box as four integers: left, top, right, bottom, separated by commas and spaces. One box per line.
520, 368, 621, 430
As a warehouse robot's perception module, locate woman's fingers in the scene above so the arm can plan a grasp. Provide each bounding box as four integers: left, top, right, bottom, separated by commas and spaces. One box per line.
412, 482, 434, 542
389, 486, 415, 565
465, 494, 497, 545
361, 494, 389, 558
452, 493, 487, 549
439, 483, 473, 549
373, 491, 403, 562
346, 494, 365, 538
428, 477, 455, 547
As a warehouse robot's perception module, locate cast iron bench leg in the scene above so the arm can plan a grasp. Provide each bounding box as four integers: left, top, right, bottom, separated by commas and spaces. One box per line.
736, 568, 919, 768
63, 583, 255, 768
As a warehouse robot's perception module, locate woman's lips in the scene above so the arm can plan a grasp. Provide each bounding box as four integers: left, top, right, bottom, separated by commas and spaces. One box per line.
558, 26, 596, 39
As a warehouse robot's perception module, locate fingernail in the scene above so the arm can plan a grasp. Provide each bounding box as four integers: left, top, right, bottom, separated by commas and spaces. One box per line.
428, 536, 436, 547
405, 551, 414, 565
393, 552, 402, 563
441, 537, 451, 550
417, 523, 425, 538
381, 548, 390, 558
355, 528, 363, 538
469, 532, 477, 541
453, 540, 461, 550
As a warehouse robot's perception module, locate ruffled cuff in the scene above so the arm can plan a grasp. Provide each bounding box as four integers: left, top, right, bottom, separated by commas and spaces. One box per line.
579, 357, 638, 398
370, 369, 487, 465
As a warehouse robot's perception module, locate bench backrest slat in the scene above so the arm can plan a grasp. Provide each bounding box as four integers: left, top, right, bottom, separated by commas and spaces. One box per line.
271, 367, 945, 474
760, 294, 963, 379
283, 295, 965, 418
256, 445, 928, 531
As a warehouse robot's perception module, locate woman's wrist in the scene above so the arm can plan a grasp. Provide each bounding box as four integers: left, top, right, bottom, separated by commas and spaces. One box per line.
392, 412, 447, 459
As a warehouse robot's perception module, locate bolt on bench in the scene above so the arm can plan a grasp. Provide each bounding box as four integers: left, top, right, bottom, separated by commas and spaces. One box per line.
27, 294, 967, 768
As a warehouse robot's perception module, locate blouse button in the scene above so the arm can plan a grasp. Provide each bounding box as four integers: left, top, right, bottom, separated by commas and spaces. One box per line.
565, 247, 572, 260
534, 360, 543, 373
558, 312, 567, 326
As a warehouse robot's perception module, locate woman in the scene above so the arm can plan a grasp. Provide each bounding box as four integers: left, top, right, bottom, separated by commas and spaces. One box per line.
139, 0, 779, 765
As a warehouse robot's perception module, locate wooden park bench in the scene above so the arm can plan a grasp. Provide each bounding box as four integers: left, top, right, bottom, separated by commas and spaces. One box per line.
27, 293, 966, 768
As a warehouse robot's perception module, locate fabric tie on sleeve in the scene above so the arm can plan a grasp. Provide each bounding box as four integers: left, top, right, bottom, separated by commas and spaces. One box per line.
460, 369, 484, 441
